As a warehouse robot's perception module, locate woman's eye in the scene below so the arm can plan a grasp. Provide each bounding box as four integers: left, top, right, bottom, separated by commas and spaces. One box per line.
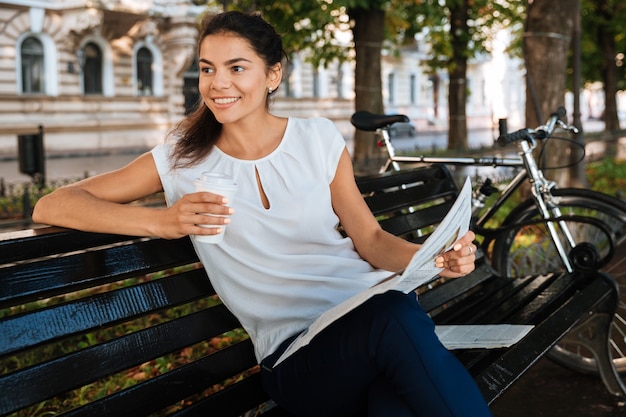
201, 67, 214, 74
232, 66, 245, 73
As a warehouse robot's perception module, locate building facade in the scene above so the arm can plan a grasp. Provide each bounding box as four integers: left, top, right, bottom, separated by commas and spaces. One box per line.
0, 0, 526, 159
0, 0, 209, 156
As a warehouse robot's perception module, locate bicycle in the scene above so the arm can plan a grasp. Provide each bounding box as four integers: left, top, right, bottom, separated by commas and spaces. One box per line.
351, 108, 626, 377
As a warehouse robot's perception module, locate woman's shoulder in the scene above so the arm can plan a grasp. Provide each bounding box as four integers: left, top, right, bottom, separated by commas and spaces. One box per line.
287, 117, 342, 144
282, 117, 345, 166
289, 116, 336, 131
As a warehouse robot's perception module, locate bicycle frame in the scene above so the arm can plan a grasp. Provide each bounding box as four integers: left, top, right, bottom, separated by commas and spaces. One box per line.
373, 121, 576, 273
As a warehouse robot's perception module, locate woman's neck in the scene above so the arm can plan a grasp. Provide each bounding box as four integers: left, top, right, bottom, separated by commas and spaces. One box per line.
217, 114, 288, 160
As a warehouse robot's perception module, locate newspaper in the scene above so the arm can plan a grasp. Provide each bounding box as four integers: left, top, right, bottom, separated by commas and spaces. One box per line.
273, 177, 473, 367
435, 324, 534, 349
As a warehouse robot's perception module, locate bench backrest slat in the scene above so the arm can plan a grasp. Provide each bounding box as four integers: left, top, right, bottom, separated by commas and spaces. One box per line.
0, 236, 199, 308
170, 373, 271, 417
0, 227, 137, 264
355, 165, 452, 193
61, 341, 259, 417
1, 269, 211, 356
356, 165, 459, 242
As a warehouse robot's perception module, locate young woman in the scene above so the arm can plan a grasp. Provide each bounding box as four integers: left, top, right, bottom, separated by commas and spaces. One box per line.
33, 11, 491, 417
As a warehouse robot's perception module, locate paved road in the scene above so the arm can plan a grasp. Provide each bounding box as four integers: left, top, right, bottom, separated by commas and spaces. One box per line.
0, 151, 144, 184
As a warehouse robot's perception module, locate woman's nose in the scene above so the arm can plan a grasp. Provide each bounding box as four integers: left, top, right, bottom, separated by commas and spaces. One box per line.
212, 70, 231, 89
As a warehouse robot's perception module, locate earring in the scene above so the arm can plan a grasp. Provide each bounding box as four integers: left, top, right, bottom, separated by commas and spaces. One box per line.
268, 87, 273, 94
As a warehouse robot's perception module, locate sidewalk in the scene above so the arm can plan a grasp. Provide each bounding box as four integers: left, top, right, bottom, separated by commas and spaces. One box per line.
492, 357, 625, 416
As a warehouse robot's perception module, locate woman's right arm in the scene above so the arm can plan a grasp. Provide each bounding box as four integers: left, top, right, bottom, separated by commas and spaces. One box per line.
32, 152, 232, 239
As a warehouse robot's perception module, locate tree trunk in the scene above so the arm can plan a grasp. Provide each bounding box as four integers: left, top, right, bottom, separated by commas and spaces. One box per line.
447, 0, 469, 150
598, 0, 621, 132
349, 7, 385, 173
525, 0, 576, 185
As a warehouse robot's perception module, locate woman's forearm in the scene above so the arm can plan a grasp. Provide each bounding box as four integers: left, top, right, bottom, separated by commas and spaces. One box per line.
32, 187, 164, 237
354, 227, 420, 273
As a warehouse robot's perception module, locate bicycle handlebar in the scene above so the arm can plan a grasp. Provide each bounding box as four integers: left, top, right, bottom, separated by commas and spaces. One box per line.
497, 106, 567, 146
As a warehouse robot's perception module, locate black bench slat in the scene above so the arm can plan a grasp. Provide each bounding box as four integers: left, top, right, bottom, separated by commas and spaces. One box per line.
355, 164, 454, 194
61, 341, 259, 417
0, 306, 241, 415
0, 236, 199, 308
171, 373, 272, 417
432, 273, 560, 325
378, 200, 456, 238
363, 179, 458, 215
0, 227, 137, 264
418, 262, 496, 311
465, 272, 585, 327
359, 166, 459, 244
0, 269, 212, 356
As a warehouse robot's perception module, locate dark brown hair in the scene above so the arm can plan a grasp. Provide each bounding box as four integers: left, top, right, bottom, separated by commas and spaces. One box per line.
170, 11, 286, 168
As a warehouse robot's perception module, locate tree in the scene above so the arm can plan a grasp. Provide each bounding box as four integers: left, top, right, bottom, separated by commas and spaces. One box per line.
413, 1, 522, 150
348, 6, 386, 170
447, 0, 470, 149
524, 0, 577, 185
577, 0, 626, 132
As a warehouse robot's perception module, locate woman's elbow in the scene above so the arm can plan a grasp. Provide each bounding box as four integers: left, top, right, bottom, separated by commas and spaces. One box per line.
32, 193, 52, 224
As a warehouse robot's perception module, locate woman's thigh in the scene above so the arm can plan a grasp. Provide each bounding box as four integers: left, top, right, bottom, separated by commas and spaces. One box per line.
261, 291, 491, 417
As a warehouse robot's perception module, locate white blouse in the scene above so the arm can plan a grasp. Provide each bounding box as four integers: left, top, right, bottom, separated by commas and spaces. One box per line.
151, 117, 391, 361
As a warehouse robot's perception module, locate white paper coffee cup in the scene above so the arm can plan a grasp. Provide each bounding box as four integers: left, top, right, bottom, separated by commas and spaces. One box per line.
193, 172, 237, 244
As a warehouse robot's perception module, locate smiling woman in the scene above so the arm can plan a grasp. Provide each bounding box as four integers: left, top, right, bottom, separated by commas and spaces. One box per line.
32, 11, 489, 417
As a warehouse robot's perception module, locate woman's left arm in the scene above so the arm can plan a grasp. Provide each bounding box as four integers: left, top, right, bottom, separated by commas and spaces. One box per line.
330, 149, 475, 278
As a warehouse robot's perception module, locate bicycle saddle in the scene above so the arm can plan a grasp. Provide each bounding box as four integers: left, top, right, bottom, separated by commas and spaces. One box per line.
350, 111, 409, 132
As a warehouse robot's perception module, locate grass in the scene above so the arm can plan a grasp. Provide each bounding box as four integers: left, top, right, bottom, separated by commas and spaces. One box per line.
586, 158, 626, 199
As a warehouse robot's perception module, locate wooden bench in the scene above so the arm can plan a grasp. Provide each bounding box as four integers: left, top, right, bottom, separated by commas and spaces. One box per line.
1, 164, 624, 417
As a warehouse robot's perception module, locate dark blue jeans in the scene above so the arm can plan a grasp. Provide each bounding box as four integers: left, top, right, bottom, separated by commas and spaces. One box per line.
260, 290, 492, 417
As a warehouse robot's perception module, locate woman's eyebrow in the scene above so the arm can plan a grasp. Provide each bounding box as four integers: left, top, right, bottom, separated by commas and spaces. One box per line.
199, 57, 253, 66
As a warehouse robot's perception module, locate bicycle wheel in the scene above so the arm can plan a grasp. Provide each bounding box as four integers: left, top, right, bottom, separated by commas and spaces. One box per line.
490, 188, 626, 374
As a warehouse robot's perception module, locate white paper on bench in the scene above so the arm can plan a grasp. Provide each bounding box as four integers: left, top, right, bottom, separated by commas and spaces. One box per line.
435, 324, 535, 349
274, 178, 473, 367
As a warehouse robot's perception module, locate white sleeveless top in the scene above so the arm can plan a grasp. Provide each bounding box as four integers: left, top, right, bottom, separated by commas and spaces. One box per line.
151, 117, 391, 361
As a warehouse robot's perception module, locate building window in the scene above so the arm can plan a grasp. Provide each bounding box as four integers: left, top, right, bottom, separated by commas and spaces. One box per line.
313, 68, 320, 98
388, 72, 395, 104
183, 57, 199, 114
336, 67, 344, 98
21, 37, 45, 94
410, 74, 417, 105
136, 47, 153, 95
82, 42, 103, 95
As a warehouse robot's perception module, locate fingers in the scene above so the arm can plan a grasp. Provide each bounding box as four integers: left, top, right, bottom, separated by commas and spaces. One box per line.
435, 234, 477, 278
451, 230, 475, 252
159, 192, 234, 239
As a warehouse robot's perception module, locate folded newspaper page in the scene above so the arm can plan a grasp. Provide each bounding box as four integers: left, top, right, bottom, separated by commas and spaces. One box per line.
435, 324, 534, 349
273, 177, 473, 367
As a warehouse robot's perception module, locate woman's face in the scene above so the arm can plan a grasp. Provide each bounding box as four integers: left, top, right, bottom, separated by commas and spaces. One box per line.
198, 33, 280, 125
